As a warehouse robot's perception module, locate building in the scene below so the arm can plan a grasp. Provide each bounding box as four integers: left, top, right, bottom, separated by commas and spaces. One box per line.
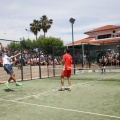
66, 25, 120, 46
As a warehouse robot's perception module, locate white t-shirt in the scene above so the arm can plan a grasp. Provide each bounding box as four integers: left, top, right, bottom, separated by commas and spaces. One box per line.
2, 53, 11, 66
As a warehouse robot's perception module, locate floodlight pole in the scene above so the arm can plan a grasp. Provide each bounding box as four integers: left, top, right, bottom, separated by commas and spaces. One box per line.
25, 29, 29, 39
69, 18, 75, 74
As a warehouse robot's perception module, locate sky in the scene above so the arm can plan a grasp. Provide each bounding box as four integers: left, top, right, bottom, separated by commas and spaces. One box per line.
0, 0, 120, 45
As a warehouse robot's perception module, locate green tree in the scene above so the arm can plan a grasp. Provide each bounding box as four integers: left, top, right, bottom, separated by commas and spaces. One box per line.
25, 39, 33, 49
40, 15, 53, 38
7, 41, 20, 51
7, 36, 63, 53
20, 38, 37, 50
37, 36, 63, 55
30, 19, 41, 40
37, 36, 63, 46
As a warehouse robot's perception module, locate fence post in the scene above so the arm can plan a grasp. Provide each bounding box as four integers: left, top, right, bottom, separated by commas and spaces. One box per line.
119, 41, 120, 66
88, 43, 91, 68
52, 46, 55, 77
73, 47, 76, 74
103, 42, 104, 56
20, 41, 23, 81
46, 52, 50, 78
38, 45, 41, 79
30, 52, 32, 80
81, 43, 84, 68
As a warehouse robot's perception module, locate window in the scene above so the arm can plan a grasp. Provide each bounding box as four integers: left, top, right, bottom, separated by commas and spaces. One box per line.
113, 30, 115, 33
97, 34, 111, 39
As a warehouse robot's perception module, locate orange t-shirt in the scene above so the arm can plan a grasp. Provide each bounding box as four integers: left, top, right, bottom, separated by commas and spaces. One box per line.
62, 53, 72, 70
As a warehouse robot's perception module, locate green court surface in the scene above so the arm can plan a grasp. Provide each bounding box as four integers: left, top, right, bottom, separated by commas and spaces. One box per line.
0, 72, 120, 120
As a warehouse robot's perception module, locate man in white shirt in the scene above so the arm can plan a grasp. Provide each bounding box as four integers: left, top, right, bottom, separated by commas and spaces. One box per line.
0, 42, 22, 89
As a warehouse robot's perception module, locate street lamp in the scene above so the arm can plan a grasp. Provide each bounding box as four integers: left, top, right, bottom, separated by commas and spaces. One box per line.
25, 29, 29, 39
69, 18, 75, 74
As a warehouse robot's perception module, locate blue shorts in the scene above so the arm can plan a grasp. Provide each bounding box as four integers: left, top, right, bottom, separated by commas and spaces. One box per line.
4, 64, 13, 74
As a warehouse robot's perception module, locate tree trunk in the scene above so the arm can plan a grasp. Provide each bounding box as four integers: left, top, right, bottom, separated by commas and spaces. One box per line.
36, 34, 37, 40
44, 32, 46, 38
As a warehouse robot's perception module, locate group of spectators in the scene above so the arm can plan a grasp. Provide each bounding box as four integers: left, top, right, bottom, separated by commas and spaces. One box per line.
0, 49, 62, 68
26, 54, 62, 66
98, 51, 119, 66
105, 51, 119, 66
74, 50, 120, 67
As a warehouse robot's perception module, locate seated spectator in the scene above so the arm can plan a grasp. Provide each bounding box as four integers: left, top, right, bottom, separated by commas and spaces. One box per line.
48, 55, 52, 65
40, 54, 47, 65
54, 57, 59, 65
0, 56, 3, 67
27, 57, 31, 65
33, 56, 38, 66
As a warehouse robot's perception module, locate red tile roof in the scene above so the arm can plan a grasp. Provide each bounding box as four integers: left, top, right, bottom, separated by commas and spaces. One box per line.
66, 37, 120, 46
84, 25, 120, 34
66, 37, 94, 46
90, 37, 120, 44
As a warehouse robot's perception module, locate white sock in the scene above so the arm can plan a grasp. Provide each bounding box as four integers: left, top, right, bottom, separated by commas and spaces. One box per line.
69, 86, 71, 88
16, 82, 18, 84
61, 86, 64, 89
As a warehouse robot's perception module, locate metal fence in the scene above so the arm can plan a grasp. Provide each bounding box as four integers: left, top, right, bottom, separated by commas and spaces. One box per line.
0, 39, 120, 82
70, 41, 120, 69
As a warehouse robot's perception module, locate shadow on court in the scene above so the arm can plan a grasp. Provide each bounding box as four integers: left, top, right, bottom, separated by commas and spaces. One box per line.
4, 89, 15, 92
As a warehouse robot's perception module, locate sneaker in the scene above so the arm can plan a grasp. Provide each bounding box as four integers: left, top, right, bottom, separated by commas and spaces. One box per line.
68, 88, 71, 91
58, 88, 65, 91
5, 83, 10, 89
16, 82, 22, 86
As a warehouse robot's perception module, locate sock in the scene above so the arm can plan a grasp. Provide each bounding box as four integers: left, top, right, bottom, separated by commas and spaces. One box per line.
69, 86, 71, 88
61, 86, 64, 89
16, 82, 19, 84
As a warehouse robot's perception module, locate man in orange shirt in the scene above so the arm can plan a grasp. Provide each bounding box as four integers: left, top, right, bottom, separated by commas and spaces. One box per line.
59, 49, 72, 91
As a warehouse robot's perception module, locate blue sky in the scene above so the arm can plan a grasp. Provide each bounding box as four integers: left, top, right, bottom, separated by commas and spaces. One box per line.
0, 0, 120, 45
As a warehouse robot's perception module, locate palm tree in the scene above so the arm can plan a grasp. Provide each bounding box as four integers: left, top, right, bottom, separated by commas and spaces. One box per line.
40, 15, 53, 38
30, 19, 41, 40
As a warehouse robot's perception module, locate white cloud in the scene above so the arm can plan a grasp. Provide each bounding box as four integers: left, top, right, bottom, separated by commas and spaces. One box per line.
0, 0, 120, 45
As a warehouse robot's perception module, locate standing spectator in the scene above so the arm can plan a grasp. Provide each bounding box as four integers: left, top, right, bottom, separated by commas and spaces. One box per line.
59, 49, 72, 91
101, 56, 107, 74
0, 42, 22, 89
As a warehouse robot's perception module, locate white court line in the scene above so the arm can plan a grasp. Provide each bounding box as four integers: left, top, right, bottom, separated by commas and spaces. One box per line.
0, 98, 120, 119
14, 81, 94, 101
14, 73, 120, 101
14, 89, 56, 101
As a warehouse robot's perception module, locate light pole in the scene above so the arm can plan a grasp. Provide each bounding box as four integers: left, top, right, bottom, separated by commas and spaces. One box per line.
25, 29, 29, 39
69, 18, 75, 74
